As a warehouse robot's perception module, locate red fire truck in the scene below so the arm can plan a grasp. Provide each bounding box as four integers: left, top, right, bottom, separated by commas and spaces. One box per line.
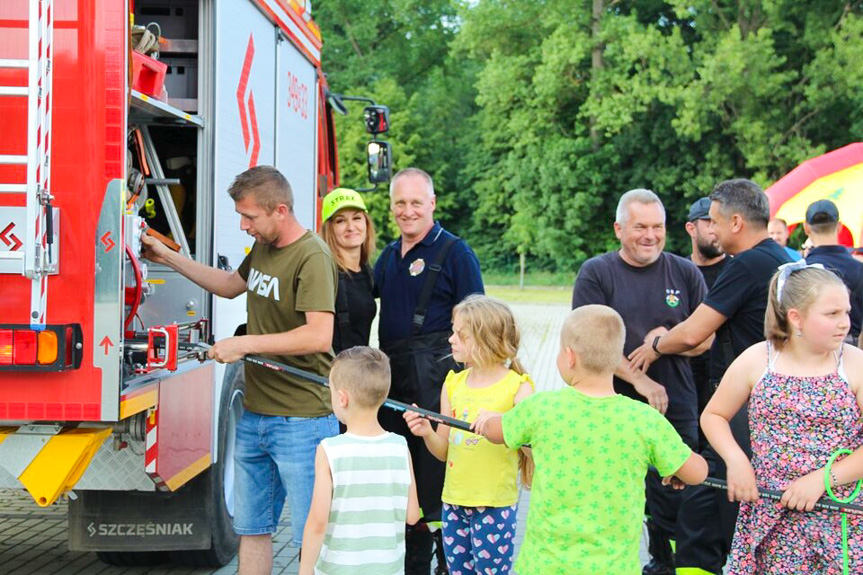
0, 0, 389, 566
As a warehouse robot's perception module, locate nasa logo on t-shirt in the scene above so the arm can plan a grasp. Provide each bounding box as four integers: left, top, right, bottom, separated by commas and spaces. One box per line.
665, 288, 681, 308
409, 258, 425, 276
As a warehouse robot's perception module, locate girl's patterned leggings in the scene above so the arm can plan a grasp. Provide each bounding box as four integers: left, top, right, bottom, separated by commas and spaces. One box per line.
441, 502, 517, 575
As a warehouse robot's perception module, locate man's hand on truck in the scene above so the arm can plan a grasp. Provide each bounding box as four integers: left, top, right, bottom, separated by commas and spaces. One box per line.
140, 232, 172, 265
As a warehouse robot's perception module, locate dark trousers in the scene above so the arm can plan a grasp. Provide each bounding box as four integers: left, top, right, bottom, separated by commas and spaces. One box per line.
380, 332, 456, 574
675, 403, 751, 574
645, 419, 698, 561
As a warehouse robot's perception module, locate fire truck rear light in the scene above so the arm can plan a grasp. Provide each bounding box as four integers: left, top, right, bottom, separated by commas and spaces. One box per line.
0, 324, 83, 371
0, 330, 12, 365
37, 331, 58, 365
13, 330, 37, 365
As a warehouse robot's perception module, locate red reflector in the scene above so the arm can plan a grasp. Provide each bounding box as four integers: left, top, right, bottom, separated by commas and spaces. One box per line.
65, 326, 74, 366
13, 330, 37, 365
0, 330, 11, 365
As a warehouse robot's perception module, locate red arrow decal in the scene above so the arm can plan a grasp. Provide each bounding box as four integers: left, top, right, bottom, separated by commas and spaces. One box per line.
0, 223, 22, 251
101, 232, 115, 253
237, 35, 255, 152
248, 92, 260, 168
99, 336, 113, 355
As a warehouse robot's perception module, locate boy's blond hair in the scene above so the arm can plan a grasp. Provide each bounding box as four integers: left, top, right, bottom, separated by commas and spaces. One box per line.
330, 347, 391, 409
561, 305, 626, 374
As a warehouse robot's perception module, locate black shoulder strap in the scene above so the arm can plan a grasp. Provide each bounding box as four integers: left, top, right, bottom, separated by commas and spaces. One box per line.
376, 241, 398, 294
412, 235, 459, 336
334, 271, 351, 351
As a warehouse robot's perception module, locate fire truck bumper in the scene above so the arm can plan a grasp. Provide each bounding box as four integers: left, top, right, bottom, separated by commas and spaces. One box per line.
0, 426, 112, 507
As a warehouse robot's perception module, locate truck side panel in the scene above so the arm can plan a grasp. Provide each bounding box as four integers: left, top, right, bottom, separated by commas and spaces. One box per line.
0, 0, 126, 422
276, 31, 318, 230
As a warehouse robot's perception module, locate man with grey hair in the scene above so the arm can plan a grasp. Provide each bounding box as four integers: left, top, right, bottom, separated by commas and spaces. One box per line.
374, 167, 483, 574
628, 178, 792, 575
572, 188, 708, 575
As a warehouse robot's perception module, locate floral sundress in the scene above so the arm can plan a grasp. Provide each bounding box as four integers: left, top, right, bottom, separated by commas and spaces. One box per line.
728, 343, 863, 574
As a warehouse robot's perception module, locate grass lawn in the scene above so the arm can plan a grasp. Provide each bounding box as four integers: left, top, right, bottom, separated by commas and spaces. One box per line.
485, 285, 571, 305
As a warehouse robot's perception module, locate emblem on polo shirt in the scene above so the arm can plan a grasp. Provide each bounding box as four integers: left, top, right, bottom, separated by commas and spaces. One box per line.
665, 288, 681, 308
409, 258, 426, 276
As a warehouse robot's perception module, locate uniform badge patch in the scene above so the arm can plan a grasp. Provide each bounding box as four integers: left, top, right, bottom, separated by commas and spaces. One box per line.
665, 288, 681, 308
409, 258, 425, 276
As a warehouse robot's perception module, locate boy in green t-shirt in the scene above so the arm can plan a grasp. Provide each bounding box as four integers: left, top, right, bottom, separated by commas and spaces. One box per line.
474, 305, 708, 574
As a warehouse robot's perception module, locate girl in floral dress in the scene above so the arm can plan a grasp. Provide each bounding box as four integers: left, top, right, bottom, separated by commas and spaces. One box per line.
702, 262, 863, 574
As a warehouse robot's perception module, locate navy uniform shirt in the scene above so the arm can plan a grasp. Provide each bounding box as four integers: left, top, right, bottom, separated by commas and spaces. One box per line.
572, 251, 707, 440
374, 222, 484, 344
806, 245, 863, 339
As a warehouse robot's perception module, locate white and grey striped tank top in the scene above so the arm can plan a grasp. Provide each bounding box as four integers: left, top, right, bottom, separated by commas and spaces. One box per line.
316, 431, 412, 575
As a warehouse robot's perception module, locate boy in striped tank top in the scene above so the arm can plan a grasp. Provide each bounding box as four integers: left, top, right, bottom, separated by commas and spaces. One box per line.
300, 347, 420, 575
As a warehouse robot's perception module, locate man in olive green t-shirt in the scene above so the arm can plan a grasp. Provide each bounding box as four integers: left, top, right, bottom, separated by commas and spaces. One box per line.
141, 166, 338, 575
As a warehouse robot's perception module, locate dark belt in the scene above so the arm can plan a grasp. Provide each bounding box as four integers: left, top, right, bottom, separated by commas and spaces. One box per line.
380, 331, 451, 356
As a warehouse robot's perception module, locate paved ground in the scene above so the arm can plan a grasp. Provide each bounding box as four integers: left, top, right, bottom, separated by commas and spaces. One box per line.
0, 302, 658, 574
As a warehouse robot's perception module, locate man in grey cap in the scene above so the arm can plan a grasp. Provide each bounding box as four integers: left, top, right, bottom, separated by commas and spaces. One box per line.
804, 199, 863, 342
684, 197, 727, 449
686, 197, 727, 283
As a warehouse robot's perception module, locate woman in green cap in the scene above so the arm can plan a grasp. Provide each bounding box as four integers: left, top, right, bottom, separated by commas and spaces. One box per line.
320, 188, 378, 353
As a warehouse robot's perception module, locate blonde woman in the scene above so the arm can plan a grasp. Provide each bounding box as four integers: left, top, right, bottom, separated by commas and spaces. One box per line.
320, 188, 377, 353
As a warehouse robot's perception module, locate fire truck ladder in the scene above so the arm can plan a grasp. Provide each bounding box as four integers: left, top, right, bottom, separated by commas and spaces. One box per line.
0, 0, 55, 328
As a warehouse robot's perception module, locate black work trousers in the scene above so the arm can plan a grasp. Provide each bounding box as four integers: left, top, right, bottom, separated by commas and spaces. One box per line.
380, 332, 455, 575
380, 331, 456, 523
675, 403, 751, 574
645, 419, 698, 556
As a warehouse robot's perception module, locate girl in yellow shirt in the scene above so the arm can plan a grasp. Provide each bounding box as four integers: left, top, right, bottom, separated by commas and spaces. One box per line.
405, 294, 533, 575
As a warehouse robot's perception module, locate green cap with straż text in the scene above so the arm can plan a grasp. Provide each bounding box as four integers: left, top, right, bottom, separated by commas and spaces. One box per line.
322, 188, 368, 223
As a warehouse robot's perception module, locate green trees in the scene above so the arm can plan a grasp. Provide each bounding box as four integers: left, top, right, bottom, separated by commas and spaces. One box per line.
316, 0, 863, 274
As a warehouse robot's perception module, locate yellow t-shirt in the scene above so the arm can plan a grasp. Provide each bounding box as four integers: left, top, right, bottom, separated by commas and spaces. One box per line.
442, 368, 534, 507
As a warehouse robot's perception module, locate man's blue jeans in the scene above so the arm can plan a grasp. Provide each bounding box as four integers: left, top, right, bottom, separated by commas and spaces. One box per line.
233, 410, 338, 546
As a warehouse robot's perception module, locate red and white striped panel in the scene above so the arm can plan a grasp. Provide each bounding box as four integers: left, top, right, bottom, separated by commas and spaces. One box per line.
144, 407, 169, 492
29, 0, 53, 327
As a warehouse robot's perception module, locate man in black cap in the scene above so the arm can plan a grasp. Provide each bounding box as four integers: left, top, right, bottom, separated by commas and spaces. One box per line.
684, 197, 727, 449
804, 199, 863, 343
686, 198, 727, 289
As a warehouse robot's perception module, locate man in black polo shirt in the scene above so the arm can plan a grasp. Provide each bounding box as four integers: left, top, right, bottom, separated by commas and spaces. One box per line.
374, 167, 484, 574
572, 188, 709, 575
629, 179, 792, 575
804, 199, 863, 343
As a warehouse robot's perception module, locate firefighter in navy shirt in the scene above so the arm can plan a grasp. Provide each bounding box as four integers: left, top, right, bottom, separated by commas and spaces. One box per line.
374, 167, 484, 574
803, 199, 863, 343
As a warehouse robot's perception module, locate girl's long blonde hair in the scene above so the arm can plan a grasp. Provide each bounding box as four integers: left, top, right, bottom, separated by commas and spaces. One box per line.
452, 294, 533, 488
452, 294, 525, 375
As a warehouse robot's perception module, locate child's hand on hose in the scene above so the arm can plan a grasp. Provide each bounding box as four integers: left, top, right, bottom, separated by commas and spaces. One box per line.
726, 454, 760, 502
471, 409, 501, 437
661, 475, 686, 490
780, 469, 826, 512
403, 405, 434, 437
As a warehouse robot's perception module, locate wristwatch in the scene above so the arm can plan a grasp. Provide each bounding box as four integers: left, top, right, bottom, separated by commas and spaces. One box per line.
652, 335, 663, 356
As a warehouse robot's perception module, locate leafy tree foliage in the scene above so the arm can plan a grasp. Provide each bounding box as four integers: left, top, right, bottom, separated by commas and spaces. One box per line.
315, 0, 863, 274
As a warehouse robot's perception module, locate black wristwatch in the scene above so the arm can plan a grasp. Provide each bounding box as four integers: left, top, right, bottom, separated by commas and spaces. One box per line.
652, 335, 663, 356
